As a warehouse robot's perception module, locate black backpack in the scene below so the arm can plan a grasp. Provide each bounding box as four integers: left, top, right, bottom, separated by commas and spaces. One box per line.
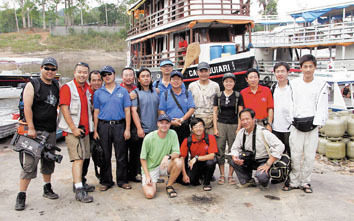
18, 78, 59, 121
91, 139, 104, 179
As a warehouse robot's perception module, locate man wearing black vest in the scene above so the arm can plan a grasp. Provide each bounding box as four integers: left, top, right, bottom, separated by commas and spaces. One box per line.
15, 57, 60, 211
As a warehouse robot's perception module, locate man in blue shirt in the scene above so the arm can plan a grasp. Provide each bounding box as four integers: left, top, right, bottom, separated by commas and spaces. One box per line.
159, 70, 195, 145
93, 65, 132, 191
153, 59, 186, 96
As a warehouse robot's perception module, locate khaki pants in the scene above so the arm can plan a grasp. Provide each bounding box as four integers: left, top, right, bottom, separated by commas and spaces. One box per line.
216, 122, 237, 165
289, 126, 318, 187
65, 133, 90, 162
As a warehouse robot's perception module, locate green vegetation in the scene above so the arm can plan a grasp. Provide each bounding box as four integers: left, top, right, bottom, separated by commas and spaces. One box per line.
0, 31, 127, 53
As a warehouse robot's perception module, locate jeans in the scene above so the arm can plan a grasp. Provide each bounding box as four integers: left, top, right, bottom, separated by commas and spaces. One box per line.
230, 158, 270, 187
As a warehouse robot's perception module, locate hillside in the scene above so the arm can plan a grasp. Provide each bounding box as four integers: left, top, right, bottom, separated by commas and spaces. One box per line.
0, 29, 127, 53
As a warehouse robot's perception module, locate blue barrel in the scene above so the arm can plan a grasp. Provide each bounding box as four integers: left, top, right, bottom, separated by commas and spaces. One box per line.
210, 45, 223, 60
223, 45, 236, 55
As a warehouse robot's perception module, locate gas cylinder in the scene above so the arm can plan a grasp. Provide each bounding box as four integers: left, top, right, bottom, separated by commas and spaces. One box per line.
348, 114, 354, 137
325, 139, 346, 160
338, 111, 349, 132
347, 139, 354, 160
317, 137, 328, 155
325, 114, 345, 138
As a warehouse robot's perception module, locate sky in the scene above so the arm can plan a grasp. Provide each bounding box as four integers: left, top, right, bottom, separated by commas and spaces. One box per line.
0, 0, 352, 18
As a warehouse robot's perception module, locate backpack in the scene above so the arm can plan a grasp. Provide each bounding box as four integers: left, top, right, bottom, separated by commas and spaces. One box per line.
216, 91, 240, 114
186, 132, 218, 163
91, 139, 104, 179
18, 78, 59, 122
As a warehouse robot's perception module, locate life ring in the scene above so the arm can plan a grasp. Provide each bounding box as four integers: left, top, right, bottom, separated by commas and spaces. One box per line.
263, 76, 271, 85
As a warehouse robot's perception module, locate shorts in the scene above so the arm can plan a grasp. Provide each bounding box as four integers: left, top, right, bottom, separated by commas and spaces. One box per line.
65, 133, 90, 162
142, 165, 169, 185
20, 131, 56, 179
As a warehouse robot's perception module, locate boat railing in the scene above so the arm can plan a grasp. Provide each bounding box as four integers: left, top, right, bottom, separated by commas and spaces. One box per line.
257, 59, 354, 76
250, 21, 354, 47
130, 48, 187, 69
128, 0, 250, 37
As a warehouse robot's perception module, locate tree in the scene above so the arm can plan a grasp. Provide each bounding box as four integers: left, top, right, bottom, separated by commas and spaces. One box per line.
18, 0, 27, 28
257, 0, 277, 15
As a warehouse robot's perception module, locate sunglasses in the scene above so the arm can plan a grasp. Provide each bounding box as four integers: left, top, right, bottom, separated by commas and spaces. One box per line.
101, 72, 113, 77
43, 67, 57, 71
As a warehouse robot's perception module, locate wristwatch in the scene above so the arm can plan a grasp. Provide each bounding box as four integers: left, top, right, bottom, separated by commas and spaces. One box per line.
167, 154, 172, 160
262, 119, 270, 126
195, 155, 199, 162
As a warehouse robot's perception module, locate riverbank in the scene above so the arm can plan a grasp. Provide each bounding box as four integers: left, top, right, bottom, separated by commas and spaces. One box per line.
0, 137, 354, 220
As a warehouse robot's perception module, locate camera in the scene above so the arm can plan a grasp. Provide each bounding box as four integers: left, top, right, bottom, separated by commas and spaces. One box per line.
239, 150, 255, 166
78, 125, 86, 138
11, 131, 63, 164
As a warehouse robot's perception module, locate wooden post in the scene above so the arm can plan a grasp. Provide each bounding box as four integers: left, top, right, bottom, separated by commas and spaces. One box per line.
248, 24, 252, 45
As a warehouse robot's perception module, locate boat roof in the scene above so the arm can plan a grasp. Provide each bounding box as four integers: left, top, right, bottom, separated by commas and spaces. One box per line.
0, 57, 43, 65
289, 2, 354, 23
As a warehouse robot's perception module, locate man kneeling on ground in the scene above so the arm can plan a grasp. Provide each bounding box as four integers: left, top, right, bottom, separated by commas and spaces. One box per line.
140, 114, 183, 199
230, 108, 284, 190
179, 118, 217, 191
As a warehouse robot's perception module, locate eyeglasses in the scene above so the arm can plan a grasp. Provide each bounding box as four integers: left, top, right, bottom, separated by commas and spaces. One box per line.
77, 62, 89, 68
101, 72, 113, 77
43, 67, 57, 72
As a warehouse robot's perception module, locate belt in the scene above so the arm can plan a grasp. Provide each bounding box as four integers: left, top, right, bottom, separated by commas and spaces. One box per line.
99, 119, 125, 125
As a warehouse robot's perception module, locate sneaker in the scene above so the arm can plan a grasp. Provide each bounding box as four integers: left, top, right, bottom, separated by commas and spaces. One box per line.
15, 192, 26, 211
235, 179, 257, 189
43, 183, 59, 199
75, 188, 93, 203
72, 183, 95, 193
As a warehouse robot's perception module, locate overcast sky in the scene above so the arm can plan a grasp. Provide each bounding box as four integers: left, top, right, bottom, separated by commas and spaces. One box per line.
0, 0, 352, 18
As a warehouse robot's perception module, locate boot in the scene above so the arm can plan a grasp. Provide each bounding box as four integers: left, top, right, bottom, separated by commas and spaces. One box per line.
75, 188, 93, 203
43, 183, 59, 199
15, 192, 26, 211
72, 183, 95, 193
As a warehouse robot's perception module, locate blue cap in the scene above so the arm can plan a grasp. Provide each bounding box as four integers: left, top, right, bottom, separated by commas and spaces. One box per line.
42, 57, 58, 67
160, 59, 174, 67
170, 70, 183, 79
158, 114, 171, 122
100, 65, 115, 74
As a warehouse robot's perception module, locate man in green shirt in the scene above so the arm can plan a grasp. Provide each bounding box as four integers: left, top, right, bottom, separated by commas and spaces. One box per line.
140, 114, 183, 199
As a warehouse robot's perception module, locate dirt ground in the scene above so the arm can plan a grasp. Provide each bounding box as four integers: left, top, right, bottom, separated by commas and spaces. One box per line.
1, 136, 354, 221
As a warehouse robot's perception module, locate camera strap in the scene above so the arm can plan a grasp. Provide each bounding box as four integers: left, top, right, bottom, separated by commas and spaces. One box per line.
242, 124, 257, 154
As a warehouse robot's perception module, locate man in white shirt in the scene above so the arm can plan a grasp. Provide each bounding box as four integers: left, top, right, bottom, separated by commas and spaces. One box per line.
188, 62, 220, 134
271, 62, 292, 156
286, 55, 328, 193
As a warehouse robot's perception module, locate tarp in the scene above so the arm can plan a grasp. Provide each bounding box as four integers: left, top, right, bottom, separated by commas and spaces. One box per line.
290, 4, 354, 23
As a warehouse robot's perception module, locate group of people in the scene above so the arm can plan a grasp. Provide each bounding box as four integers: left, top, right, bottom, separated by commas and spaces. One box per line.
15, 53, 328, 210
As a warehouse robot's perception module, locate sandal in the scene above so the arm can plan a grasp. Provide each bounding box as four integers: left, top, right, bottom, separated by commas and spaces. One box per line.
166, 186, 177, 198
217, 175, 225, 185
282, 186, 299, 191
228, 177, 236, 185
203, 185, 212, 191
300, 184, 313, 193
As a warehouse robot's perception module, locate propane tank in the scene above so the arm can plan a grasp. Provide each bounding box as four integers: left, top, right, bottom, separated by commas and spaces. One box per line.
317, 137, 328, 155
325, 114, 345, 138
338, 111, 349, 132
347, 139, 354, 160
326, 139, 346, 160
348, 114, 354, 137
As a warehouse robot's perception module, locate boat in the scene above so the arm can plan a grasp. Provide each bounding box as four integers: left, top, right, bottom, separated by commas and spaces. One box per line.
126, 0, 256, 91
248, 2, 354, 86
0, 57, 61, 89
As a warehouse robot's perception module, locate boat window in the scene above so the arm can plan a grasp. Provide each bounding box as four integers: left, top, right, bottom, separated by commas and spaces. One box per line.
209, 28, 230, 42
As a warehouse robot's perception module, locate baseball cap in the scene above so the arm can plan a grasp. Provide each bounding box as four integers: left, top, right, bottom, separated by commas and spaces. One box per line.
160, 59, 174, 67
100, 65, 115, 74
197, 62, 210, 70
222, 73, 236, 82
42, 57, 58, 67
170, 70, 183, 79
158, 114, 171, 122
